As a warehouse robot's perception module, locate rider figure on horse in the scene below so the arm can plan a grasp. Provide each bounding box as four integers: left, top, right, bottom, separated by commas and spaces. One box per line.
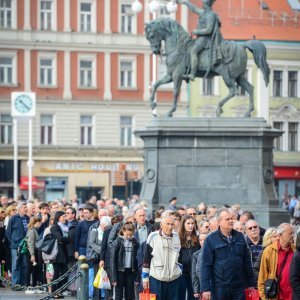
177, 0, 223, 81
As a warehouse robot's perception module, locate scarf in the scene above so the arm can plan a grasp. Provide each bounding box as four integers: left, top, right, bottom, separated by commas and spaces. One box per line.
58, 222, 69, 237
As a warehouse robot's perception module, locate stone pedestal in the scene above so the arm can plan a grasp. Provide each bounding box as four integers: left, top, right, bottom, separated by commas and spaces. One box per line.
135, 117, 289, 227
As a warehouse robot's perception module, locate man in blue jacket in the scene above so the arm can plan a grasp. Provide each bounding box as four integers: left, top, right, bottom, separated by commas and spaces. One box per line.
200, 208, 255, 300
6, 202, 29, 287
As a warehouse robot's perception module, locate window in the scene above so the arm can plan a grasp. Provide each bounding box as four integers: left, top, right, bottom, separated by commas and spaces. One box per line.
79, 57, 95, 88
120, 116, 132, 146
120, 4, 133, 33
237, 70, 248, 96
40, 114, 53, 145
0, 55, 15, 85
120, 59, 136, 88
288, 122, 298, 151
0, 114, 12, 144
80, 115, 93, 145
288, 71, 298, 98
39, 56, 55, 86
203, 77, 214, 95
273, 70, 283, 97
80, 2, 92, 32
40, 0, 52, 30
0, 0, 12, 28
273, 122, 283, 151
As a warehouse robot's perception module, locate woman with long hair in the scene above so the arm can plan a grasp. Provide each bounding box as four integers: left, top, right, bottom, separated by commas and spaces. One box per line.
25, 216, 42, 287
50, 210, 70, 299
178, 214, 200, 300
253, 227, 278, 283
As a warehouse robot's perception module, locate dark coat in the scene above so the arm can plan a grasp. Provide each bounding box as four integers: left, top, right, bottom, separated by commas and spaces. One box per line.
110, 236, 139, 283
50, 224, 70, 264
290, 250, 300, 300
66, 219, 78, 260
0, 224, 6, 260
191, 249, 203, 294
100, 227, 112, 270
200, 228, 255, 292
179, 242, 200, 274
5, 214, 29, 249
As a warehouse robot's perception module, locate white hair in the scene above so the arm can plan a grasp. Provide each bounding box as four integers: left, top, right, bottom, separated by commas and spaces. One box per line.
277, 223, 292, 235
100, 216, 111, 227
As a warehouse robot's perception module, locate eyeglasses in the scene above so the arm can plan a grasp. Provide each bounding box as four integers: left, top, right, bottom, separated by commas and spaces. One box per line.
247, 225, 258, 231
189, 213, 197, 216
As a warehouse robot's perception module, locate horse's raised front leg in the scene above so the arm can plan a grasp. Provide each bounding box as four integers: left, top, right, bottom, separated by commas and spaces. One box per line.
216, 78, 237, 117
166, 76, 182, 117
150, 74, 172, 115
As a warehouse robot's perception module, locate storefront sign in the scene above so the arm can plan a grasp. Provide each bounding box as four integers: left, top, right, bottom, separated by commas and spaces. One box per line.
20, 176, 45, 190
40, 162, 140, 173
274, 167, 300, 179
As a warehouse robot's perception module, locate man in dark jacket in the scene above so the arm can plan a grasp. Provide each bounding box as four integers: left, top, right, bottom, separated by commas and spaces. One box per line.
134, 208, 153, 244
6, 202, 29, 286
200, 208, 255, 300
66, 207, 78, 265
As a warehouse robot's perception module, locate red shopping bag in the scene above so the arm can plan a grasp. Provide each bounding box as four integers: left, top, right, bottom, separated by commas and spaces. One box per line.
139, 289, 157, 300
245, 288, 260, 300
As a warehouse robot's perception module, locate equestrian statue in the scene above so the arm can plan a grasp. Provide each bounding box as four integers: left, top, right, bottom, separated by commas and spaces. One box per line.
145, 0, 270, 117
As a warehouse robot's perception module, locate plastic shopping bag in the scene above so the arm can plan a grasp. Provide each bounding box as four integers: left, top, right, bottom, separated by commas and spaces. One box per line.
139, 289, 157, 300
99, 268, 111, 290
245, 288, 260, 300
93, 267, 102, 289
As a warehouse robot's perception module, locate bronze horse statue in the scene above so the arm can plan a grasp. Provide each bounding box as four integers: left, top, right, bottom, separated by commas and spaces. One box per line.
145, 18, 270, 117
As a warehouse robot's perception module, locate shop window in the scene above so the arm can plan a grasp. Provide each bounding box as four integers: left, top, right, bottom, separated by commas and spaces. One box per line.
0, 114, 12, 144
120, 116, 132, 146
40, 114, 53, 145
80, 115, 93, 145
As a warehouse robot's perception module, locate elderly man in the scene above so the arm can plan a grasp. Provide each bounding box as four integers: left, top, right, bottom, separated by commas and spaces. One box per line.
134, 208, 153, 244
142, 216, 181, 300
245, 220, 263, 266
258, 223, 295, 300
201, 208, 254, 300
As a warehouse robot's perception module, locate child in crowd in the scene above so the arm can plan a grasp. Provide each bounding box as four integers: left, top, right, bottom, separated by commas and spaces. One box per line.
110, 222, 139, 300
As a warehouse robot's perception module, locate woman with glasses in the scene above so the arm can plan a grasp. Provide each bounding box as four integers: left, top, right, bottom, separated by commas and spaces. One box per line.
178, 215, 200, 300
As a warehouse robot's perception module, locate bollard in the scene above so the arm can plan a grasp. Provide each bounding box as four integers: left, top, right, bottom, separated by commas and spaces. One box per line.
77, 263, 89, 300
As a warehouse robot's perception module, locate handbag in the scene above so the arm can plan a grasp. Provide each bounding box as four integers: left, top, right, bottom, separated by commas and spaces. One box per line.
41, 234, 56, 254
264, 250, 290, 299
17, 238, 29, 255
139, 289, 156, 300
245, 288, 260, 300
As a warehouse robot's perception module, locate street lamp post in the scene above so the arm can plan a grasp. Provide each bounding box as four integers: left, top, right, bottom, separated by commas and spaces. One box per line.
132, 0, 177, 115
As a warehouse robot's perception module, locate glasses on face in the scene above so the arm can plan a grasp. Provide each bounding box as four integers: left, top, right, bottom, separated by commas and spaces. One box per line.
189, 213, 196, 216
247, 225, 258, 231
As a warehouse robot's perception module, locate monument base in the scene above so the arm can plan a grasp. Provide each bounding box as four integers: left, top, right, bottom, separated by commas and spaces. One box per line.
135, 117, 289, 228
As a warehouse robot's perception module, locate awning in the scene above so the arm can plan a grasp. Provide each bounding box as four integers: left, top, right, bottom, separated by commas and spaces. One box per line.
19, 176, 45, 190
274, 167, 300, 179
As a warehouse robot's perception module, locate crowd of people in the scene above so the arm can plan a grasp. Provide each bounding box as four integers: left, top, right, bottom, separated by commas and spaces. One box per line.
0, 193, 300, 300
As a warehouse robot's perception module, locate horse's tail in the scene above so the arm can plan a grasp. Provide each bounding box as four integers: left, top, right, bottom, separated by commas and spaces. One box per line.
244, 40, 270, 86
